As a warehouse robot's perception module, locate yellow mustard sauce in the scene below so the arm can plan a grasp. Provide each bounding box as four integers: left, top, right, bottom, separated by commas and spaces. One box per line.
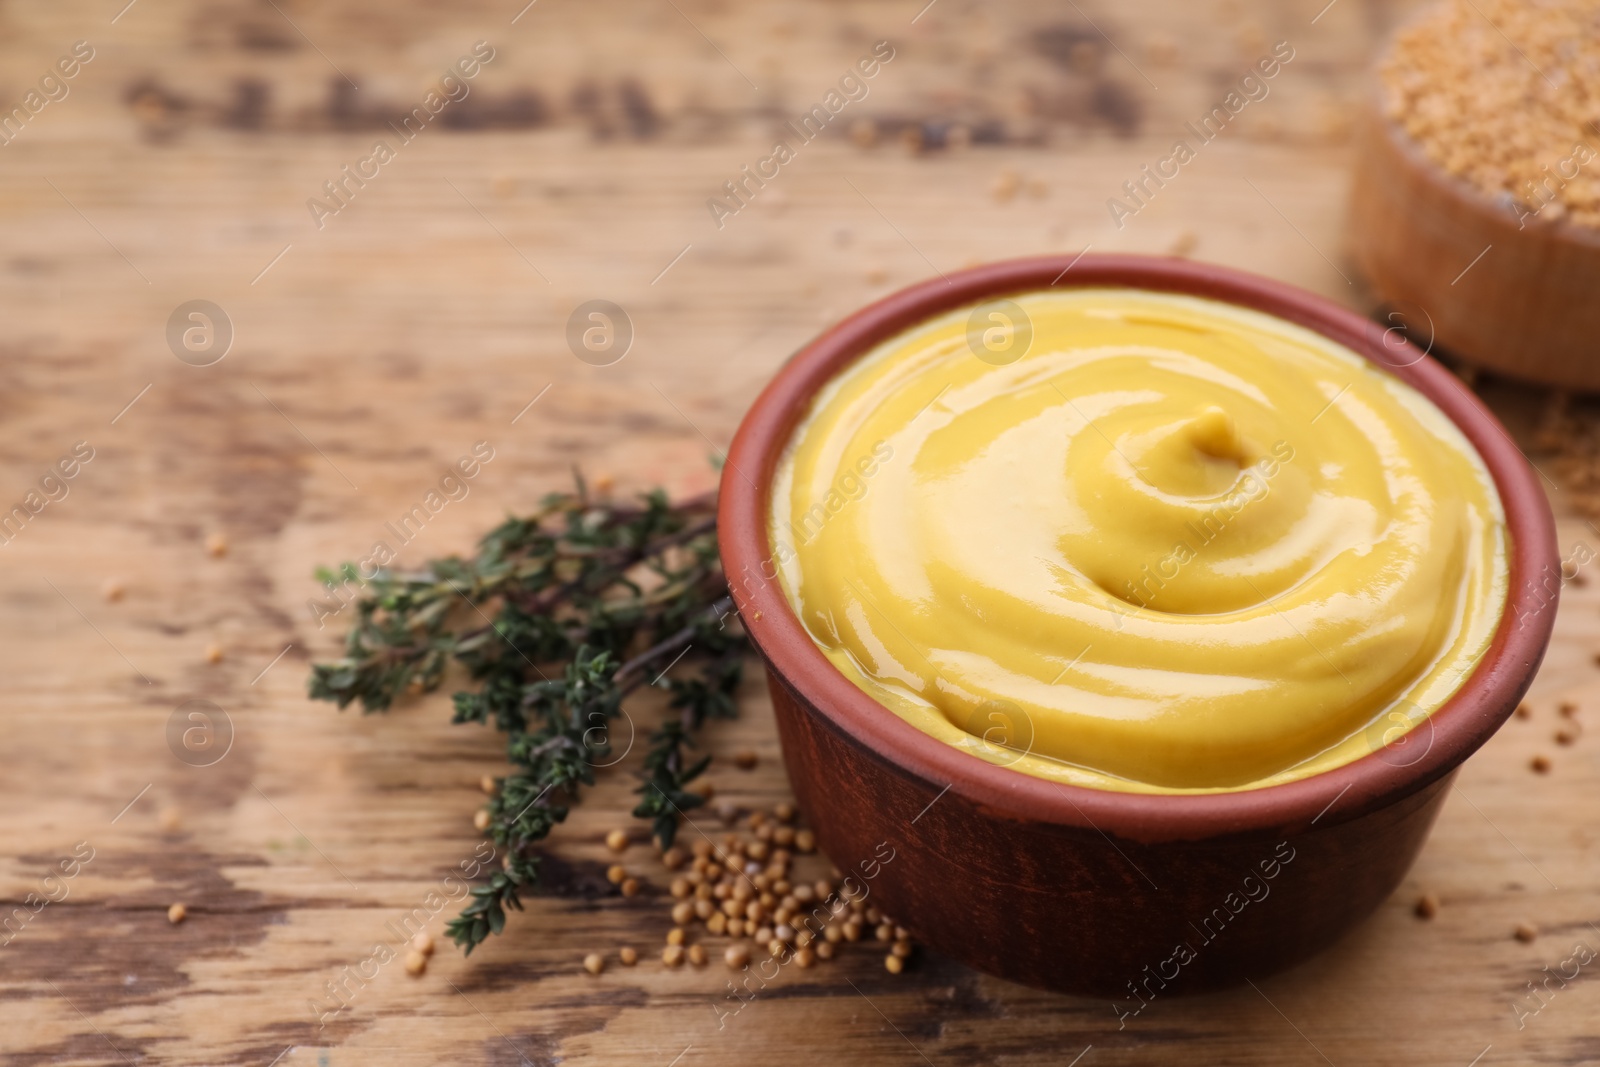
769, 288, 1508, 793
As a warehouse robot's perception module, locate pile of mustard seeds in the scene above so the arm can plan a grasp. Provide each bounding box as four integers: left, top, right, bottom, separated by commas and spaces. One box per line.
1380, 0, 1600, 227
589, 800, 918, 977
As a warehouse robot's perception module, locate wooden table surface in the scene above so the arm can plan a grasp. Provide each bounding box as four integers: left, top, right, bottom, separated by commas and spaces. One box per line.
4, 0, 1599, 1063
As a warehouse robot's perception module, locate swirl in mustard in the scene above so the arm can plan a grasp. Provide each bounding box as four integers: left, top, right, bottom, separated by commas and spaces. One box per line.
770, 289, 1506, 793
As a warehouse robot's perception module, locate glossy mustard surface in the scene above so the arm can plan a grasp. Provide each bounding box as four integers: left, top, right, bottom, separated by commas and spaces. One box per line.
769, 289, 1507, 793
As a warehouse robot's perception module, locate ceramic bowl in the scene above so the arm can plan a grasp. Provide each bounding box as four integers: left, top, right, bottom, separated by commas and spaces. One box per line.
717, 255, 1557, 997
1349, 99, 1600, 390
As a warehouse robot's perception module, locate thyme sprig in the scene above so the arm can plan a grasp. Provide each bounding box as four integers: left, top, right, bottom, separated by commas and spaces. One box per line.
308, 475, 746, 953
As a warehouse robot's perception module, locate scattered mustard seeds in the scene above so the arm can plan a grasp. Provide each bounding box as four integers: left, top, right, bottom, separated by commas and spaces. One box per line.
1531, 755, 1552, 774
619, 946, 638, 966
167, 903, 187, 924
605, 828, 629, 852
1515, 922, 1539, 943
1415, 893, 1440, 919
405, 950, 427, 976
583, 953, 605, 975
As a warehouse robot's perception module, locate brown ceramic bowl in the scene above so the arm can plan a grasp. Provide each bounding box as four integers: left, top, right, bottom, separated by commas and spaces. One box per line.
717, 255, 1557, 998
1350, 97, 1600, 390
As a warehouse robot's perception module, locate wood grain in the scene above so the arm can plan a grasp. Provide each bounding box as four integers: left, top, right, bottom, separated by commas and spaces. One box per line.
3, 0, 1598, 1064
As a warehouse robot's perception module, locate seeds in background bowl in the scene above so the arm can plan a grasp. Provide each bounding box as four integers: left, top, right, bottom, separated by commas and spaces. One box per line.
1380, 0, 1600, 228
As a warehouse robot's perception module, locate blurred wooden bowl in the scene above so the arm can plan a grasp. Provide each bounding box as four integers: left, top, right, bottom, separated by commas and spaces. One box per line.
1349, 101, 1600, 391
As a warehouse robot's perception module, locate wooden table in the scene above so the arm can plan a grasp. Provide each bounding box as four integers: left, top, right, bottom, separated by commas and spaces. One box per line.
4, 0, 1598, 1063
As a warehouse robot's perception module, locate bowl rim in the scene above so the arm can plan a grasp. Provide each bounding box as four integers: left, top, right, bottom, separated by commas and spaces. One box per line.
717, 254, 1557, 842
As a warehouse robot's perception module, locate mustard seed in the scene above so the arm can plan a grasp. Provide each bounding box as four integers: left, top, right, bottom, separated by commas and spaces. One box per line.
824, 924, 843, 944
1556, 729, 1577, 746
774, 802, 796, 824
672, 902, 694, 926
620, 946, 638, 965
795, 947, 816, 968
727, 917, 744, 937
767, 938, 786, 957
1516, 702, 1533, 719
205, 532, 228, 558
479, 775, 496, 795
795, 830, 816, 853
885, 954, 905, 974
621, 878, 640, 898
816, 940, 836, 961
1381, 0, 1600, 230
891, 940, 913, 958
688, 944, 708, 966
842, 920, 862, 942
707, 912, 728, 935
205, 643, 224, 664
670, 877, 691, 899
662, 847, 688, 870
405, 949, 427, 976
606, 864, 627, 886
1559, 701, 1579, 718
663, 944, 685, 967
605, 828, 629, 852
1515, 922, 1539, 942
1531, 755, 1552, 774
412, 931, 435, 956
667, 927, 686, 947
1415, 893, 1440, 919
167, 903, 187, 924
755, 925, 774, 945
695, 899, 715, 921
773, 826, 795, 848
735, 750, 758, 770
725, 944, 751, 969
584, 953, 605, 975
474, 809, 492, 831
102, 578, 125, 602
